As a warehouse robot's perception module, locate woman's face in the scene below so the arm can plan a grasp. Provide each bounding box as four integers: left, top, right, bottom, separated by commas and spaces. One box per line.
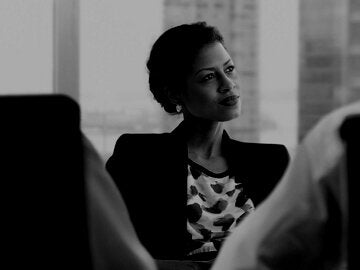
181, 42, 241, 122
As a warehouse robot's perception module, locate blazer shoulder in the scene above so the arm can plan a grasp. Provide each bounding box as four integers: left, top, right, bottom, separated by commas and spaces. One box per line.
108, 132, 176, 161
231, 140, 289, 155
114, 132, 172, 148
106, 132, 172, 175
253, 142, 289, 156
228, 139, 290, 168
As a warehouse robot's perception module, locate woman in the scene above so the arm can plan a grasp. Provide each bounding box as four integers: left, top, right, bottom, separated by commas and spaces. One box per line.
106, 22, 289, 265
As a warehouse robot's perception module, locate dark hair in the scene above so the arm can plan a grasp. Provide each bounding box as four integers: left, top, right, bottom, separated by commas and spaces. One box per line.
146, 21, 224, 114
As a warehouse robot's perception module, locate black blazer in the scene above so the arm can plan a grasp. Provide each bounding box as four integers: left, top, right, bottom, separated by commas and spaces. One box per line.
106, 122, 289, 260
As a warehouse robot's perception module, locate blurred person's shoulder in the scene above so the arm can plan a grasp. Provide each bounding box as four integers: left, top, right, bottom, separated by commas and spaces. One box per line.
112, 131, 181, 156
303, 100, 360, 180
304, 100, 360, 147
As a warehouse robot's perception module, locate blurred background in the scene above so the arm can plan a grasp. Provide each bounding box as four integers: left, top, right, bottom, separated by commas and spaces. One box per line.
1, 0, 359, 161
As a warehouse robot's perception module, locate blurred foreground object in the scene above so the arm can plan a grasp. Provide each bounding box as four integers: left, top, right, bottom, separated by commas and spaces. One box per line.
211, 101, 360, 270
0, 94, 156, 270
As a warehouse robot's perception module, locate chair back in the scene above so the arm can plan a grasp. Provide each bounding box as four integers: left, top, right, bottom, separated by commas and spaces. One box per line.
0, 95, 92, 269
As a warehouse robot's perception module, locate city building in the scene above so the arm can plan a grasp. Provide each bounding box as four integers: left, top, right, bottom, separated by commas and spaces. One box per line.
298, 0, 360, 140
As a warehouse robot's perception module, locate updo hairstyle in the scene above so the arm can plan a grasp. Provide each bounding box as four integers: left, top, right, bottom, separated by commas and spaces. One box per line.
146, 21, 224, 114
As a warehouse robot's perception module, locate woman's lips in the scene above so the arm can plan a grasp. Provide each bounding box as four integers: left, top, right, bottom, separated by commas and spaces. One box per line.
219, 95, 239, 106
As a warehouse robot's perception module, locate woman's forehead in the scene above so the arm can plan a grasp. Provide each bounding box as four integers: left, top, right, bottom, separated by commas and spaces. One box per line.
192, 42, 231, 71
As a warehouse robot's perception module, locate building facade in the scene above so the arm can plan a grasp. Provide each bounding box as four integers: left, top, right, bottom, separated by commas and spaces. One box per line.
298, 0, 360, 140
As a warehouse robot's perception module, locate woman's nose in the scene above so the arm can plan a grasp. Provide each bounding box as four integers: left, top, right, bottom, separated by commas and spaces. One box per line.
218, 74, 236, 93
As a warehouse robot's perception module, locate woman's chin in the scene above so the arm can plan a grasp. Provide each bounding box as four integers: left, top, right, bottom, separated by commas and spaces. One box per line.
216, 112, 240, 122
219, 108, 241, 122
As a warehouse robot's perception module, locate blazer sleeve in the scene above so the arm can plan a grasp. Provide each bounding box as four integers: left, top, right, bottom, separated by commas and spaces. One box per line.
276, 144, 290, 179
83, 135, 156, 270
105, 134, 128, 184
106, 133, 146, 209
105, 133, 159, 213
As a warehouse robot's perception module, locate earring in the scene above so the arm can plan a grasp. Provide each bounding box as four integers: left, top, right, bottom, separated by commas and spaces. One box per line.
176, 104, 182, 113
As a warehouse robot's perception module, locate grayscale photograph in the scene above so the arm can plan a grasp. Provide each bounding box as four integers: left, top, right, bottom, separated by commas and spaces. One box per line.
1, 0, 358, 269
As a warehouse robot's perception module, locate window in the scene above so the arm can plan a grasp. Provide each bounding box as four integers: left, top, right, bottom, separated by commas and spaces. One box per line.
0, 0, 52, 94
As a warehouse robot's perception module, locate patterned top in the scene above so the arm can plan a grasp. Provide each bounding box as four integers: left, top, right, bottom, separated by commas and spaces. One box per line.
186, 159, 255, 257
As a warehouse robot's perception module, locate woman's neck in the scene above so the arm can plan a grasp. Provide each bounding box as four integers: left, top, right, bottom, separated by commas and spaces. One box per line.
182, 117, 224, 160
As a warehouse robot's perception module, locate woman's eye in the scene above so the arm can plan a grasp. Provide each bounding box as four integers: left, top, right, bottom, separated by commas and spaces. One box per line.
225, 65, 235, 73
202, 73, 215, 82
